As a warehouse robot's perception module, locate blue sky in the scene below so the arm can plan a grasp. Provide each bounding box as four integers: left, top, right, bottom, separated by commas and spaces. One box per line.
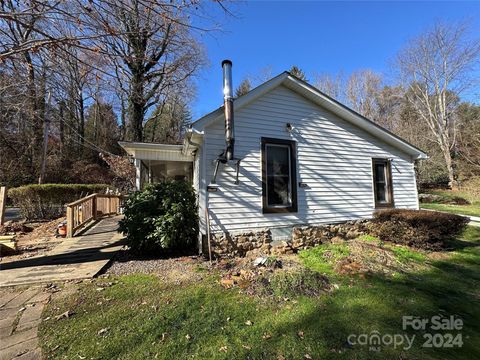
191, 1, 480, 119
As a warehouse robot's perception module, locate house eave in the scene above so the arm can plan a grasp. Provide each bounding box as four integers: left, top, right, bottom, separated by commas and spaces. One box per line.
282, 74, 428, 160
190, 72, 428, 160
118, 141, 194, 162
182, 128, 203, 156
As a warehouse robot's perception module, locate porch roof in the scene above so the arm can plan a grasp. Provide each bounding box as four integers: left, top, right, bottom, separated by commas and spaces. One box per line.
119, 141, 194, 162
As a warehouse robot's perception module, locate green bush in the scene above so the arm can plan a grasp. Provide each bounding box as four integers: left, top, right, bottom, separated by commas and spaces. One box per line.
419, 192, 470, 205
118, 181, 199, 255
8, 184, 111, 220
370, 209, 469, 250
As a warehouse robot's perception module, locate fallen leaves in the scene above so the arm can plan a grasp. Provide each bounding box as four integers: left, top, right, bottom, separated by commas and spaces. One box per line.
44, 283, 61, 293
96, 281, 113, 289
220, 278, 235, 288
97, 327, 109, 336
55, 310, 74, 320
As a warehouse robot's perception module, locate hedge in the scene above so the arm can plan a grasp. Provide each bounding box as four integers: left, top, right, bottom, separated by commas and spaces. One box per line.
8, 184, 112, 220
370, 209, 469, 250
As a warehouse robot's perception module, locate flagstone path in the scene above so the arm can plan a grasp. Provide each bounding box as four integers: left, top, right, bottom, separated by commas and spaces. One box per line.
0, 216, 124, 359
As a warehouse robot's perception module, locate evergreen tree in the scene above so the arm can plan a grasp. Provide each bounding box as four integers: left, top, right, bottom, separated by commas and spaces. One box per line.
84, 102, 121, 159
235, 78, 251, 97
289, 66, 308, 82
144, 97, 192, 144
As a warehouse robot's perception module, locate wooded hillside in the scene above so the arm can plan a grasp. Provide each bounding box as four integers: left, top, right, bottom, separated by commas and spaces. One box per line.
1, 3, 478, 190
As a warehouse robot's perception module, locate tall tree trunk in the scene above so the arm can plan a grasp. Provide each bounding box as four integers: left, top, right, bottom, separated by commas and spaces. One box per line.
444, 149, 457, 190
25, 52, 40, 169
130, 102, 143, 142
59, 101, 65, 147
37, 70, 47, 182
120, 95, 127, 141
128, 73, 144, 141
78, 92, 85, 145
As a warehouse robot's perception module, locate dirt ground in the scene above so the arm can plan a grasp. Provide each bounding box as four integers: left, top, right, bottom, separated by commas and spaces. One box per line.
104, 249, 313, 297
0, 218, 65, 264
105, 250, 208, 284
104, 237, 432, 293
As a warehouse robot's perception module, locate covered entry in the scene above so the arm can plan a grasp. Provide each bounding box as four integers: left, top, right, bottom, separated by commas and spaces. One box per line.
119, 142, 194, 190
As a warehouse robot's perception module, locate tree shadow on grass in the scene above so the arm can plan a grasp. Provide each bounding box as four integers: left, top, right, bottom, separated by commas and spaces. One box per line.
109, 246, 200, 263
262, 240, 480, 359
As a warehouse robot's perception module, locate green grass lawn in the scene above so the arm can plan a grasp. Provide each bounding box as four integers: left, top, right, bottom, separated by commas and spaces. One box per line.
421, 203, 480, 217
40, 227, 480, 360
420, 189, 480, 217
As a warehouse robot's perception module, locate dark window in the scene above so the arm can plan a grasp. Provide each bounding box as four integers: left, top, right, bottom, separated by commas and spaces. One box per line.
261, 138, 297, 213
372, 158, 394, 208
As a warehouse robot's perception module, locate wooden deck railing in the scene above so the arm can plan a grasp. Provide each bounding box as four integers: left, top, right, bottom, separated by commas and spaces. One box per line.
66, 194, 123, 237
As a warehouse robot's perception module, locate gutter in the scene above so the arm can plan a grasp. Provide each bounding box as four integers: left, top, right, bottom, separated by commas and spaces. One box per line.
182, 128, 203, 156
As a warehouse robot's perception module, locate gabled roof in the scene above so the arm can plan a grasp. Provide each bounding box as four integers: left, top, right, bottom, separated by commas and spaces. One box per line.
191, 72, 427, 160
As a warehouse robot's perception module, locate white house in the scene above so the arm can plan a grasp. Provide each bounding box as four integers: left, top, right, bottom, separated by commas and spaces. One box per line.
120, 61, 427, 246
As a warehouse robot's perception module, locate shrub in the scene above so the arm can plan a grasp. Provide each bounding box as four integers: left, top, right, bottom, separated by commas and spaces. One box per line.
461, 177, 480, 199
8, 184, 111, 220
370, 209, 469, 250
418, 192, 470, 205
118, 181, 199, 255
449, 196, 471, 205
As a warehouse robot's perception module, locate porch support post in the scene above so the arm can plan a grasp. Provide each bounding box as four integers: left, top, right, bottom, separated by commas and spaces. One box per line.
148, 161, 152, 184
135, 159, 142, 191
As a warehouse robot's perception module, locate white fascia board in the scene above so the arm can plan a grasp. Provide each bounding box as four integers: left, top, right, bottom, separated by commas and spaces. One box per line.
283, 76, 428, 160
191, 72, 290, 132
119, 141, 184, 152
189, 72, 427, 160
118, 141, 193, 162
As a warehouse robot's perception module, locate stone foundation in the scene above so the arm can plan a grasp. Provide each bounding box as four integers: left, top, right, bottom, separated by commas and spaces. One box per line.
210, 230, 272, 258
209, 220, 370, 258
290, 220, 369, 251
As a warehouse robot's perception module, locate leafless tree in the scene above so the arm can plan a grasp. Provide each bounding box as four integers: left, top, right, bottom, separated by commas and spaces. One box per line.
0, 0, 227, 187
314, 72, 346, 101
79, 0, 206, 141
396, 21, 480, 188
346, 69, 382, 120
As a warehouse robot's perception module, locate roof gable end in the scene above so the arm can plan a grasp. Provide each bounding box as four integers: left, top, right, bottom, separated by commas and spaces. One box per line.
192, 72, 427, 160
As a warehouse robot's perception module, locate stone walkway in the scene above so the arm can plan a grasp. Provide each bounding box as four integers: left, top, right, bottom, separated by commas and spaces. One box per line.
0, 216, 124, 359
0, 216, 124, 287
0, 287, 50, 360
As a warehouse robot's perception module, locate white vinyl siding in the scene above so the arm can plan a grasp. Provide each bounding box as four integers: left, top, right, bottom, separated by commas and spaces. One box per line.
203, 85, 419, 233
